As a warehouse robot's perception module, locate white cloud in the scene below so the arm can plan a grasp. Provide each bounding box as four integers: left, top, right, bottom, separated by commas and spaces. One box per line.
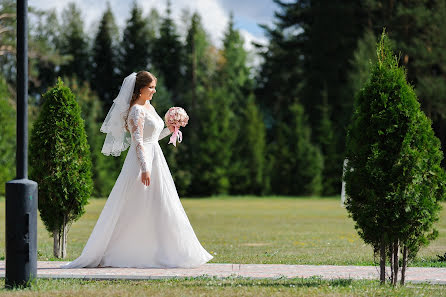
28, 0, 270, 66
29, 0, 106, 34
239, 29, 268, 52
137, 0, 229, 49
239, 29, 268, 71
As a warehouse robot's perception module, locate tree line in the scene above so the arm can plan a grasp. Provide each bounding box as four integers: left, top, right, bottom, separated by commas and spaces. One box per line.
1, 0, 445, 198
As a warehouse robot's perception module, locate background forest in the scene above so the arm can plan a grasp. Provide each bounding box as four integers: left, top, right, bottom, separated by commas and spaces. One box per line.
1, 0, 445, 198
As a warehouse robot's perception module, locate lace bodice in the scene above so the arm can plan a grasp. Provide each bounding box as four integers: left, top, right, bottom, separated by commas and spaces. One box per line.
127, 104, 172, 173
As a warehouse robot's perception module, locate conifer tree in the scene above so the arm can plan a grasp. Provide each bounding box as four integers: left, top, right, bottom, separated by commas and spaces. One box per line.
344, 32, 446, 285
364, 0, 446, 166
217, 12, 266, 195
314, 89, 338, 195
230, 94, 267, 195
179, 12, 219, 196
30, 78, 93, 258
191, 86, 233, 195
218, 12, 252, 110
271, 102, 323, 196
58, 3, 91, 83
30, 8, 64, 99
256, 0, 367, 195
152, 0, 184, 99
119, 1, 151, 79
92, 2, 120, 112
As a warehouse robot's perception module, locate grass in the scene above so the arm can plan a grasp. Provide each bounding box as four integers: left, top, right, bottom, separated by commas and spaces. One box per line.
0, 277, 445, 296
0, 195, 445, 267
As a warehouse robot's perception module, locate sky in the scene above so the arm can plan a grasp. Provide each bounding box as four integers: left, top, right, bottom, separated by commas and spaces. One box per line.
28, 0, 280, 56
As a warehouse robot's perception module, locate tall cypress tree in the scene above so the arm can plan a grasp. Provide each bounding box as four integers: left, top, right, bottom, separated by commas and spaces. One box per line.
92, 2, 120, 112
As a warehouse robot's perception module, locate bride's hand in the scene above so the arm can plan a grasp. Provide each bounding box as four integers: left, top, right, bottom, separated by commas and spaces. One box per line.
168, 125, 175, 133
141, 171, 150, 186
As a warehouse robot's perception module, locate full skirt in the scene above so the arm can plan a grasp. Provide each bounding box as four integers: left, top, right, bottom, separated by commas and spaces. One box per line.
61, 141, 213, 268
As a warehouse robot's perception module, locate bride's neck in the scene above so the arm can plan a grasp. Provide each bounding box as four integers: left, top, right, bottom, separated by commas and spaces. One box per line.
135, 98, 151, 106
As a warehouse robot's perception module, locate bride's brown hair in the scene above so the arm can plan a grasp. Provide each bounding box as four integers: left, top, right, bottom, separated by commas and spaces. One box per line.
124, 71, 157, 132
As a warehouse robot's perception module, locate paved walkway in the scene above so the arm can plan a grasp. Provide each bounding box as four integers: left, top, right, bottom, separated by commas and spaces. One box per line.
0, 261, 445, 284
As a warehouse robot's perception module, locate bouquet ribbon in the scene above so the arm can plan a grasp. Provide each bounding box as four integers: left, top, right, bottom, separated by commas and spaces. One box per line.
168, 126, 183, 147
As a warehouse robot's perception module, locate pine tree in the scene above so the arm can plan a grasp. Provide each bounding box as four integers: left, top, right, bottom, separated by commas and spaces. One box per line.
30, 78, 93, 258
92, 2, 120, 112
146, 8, 161, 42
190, 86, 233, 196
58, 2, 91, 83
216, 12, 266, 195
152, 0, 184, 99
345, 32, 446, 285
179, 11, 232, 196
314, 88, 338, 195
347, 29, 378, 103
230, 94, 267, 195
119, 1, 151, 79
364, 0, 446, 167
30, 8, 64, 99
256, 0, 367, 195
218, 12, 252, 110
271, 103, 324, 196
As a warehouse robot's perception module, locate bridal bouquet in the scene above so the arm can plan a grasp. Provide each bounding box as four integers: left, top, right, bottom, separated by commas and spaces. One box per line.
165, 107, 189, 147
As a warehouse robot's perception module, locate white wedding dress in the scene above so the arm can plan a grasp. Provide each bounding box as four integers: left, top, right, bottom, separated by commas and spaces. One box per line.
62, 101, 213, 268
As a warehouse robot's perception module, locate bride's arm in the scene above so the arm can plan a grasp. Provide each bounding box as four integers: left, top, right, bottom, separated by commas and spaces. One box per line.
158, 126, 173, 141
129, 106, 150, 173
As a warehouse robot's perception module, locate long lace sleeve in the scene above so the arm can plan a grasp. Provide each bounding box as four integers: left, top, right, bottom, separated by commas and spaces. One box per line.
129, 106, 149, 173
158, 127, 172, 141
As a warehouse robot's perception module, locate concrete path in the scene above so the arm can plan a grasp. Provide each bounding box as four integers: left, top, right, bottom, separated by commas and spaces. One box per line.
0, 261, 445, 284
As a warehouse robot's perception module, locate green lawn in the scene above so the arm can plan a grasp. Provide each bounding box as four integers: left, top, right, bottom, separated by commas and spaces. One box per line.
0, 196, 445, 266
0, 277, 445, 297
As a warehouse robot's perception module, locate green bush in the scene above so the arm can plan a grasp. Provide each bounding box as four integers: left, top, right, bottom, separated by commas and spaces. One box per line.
344, 31, 446, 285
30, 77, 93, 258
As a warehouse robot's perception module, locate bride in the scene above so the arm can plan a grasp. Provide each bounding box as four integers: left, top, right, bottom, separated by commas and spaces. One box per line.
62, 71, 213, 268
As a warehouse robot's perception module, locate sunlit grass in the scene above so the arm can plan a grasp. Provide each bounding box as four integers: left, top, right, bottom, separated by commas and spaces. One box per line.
0, 196, 445, 266
0, 277, 445, 297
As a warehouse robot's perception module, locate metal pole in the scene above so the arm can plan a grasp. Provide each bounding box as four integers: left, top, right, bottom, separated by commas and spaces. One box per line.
5, 0, 38, 288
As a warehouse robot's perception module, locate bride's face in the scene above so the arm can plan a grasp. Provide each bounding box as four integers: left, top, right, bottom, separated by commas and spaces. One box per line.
140, 81, 157, 101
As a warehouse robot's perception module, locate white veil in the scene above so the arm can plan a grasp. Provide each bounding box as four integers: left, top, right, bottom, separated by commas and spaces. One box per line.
100, 72, 137, 156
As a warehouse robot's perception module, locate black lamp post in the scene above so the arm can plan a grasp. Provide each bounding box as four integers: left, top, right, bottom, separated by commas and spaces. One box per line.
5, 0, 38, 288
